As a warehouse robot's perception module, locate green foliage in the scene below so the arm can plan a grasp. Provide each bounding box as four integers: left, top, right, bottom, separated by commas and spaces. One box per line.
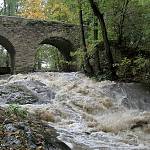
0, 0, 149, 83
133, 57, 149, 73
35, 44, 61, 71
34, 44, 72, 72
0, 46, 10, 67
71, 43, 97, 71
132, 56, 150, 82
71, 48, 84, 70
117, 56, 150, 83
117, 57, 132, 78
6, 104, 28, 119
45, 0, 78, 23
0, 0, 18, 16
93, 71, 113, 81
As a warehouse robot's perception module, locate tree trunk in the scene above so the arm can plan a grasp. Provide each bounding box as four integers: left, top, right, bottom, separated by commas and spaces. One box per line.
118, 0, 130, 45
94, 17, 98, 41
93, 17, 101, 74
89, 0, 117, 80
4, 0, 7, 15
37, 59, 41, 70
6, 52, 9, 67
78, 0, 94, 76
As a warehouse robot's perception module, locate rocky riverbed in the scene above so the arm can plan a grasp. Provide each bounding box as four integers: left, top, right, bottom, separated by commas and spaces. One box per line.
0, 106, 70, 150
0, 72, 150, 150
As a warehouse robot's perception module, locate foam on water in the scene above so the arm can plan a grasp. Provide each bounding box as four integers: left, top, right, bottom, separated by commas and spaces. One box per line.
0, 72, 150, 149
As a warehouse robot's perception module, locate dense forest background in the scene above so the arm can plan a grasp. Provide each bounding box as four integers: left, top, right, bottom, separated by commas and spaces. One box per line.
0, 0, 149, 83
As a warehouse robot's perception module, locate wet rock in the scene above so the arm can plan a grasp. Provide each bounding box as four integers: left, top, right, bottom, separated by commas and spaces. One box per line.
120, 83, 150, 110
131, 120, 148, 130
0, 80, 56, 105
0, 107, 5, 123
0, 107, 71, 150
23, 80, 56, 104
3, 136, 21, 146
4, 123, 17, 132
102, 82, 150, 110
0, 84, 38, 105
3, 118, 13, 124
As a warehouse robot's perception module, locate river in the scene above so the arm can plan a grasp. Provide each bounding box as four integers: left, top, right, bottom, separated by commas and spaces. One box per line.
0, 72, 150, 150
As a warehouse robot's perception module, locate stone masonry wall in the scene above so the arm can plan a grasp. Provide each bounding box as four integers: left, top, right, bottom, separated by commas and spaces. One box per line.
0, 16, 81, 73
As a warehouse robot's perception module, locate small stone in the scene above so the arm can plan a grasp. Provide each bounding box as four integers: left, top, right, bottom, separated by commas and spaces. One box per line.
3, 119, 13, 124
0, 131, 3, 136
4, 124, 17, 132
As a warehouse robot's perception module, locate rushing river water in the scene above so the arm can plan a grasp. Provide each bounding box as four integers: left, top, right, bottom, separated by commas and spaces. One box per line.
0, 72, 150, 150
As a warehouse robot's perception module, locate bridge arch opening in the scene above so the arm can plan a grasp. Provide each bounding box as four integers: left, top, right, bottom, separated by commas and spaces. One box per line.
0, 35, 15, 74
40, 37, 74, 61
34, 37, 74, 72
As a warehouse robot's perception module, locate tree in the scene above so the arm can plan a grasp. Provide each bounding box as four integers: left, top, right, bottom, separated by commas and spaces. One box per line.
78, 0, 94, 75
117, 0, 130, 45
0, 0, 18, 15
89, 0, 117, 79
19, 0, 46, 19
45, 0, 78, 23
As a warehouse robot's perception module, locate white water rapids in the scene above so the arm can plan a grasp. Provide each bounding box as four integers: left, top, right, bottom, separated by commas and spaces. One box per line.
0, 72, 150, 150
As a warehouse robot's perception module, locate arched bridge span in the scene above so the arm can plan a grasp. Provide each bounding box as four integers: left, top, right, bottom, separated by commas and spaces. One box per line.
0, 16, 81, 73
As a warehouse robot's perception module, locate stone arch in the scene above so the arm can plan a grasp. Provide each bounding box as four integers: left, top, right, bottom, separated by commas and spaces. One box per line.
0, 35, 16, 74
40, 37, 75, 61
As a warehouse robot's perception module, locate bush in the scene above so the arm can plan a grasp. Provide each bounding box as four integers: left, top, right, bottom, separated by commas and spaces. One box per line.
117, 56, 150, 83
117, 57, 132, 79
71, 48, 84, 70
132, 56, 150, 83
6, 104, 28, 119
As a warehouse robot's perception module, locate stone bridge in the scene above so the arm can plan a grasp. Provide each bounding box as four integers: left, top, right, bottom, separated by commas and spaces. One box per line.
0, 16, 81, 74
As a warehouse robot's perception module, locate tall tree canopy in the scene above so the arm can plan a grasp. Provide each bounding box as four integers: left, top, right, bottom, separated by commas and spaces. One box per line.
0, 0, 149, 82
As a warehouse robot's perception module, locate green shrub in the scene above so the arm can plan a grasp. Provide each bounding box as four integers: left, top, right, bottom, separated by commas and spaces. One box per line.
117, 56, 150, 83
6, 104, 28, 119
133, 56, 150, 74
117, 57, 132, 78
71, 48, 84, 70
132, 56, 150, 83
